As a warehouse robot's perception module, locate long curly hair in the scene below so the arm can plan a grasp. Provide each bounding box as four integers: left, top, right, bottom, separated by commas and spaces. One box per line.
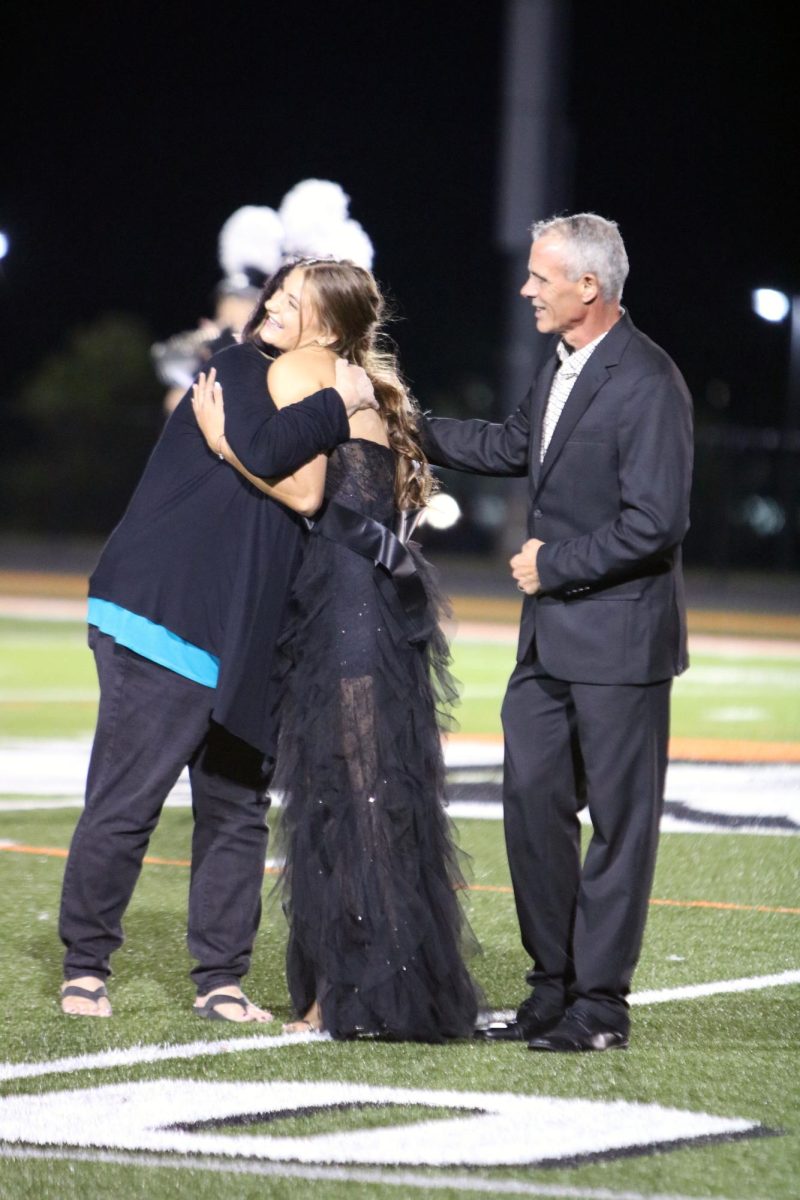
243, 258, 436, 510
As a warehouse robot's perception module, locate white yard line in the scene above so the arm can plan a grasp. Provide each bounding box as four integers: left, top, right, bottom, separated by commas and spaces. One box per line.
0, 1029, 325, 1083
3, 742, 798, 834
0, 597, 87, 620
469, 969, 800, 1028
630, 969, 800, 1006
2, 972, 797, 1085
0, 1146, 759, 1200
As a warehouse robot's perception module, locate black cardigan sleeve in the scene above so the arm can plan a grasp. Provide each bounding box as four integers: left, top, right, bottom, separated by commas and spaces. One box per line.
211, 344, 350, 477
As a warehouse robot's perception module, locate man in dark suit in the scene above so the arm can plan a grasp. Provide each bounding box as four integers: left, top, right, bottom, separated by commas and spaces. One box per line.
421, 213, 693, 1050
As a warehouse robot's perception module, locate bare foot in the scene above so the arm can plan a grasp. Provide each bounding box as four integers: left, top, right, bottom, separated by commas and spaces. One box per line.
60, 976, 112, 1017
283, 1000, 323, 1034
193, 986, 273, 1023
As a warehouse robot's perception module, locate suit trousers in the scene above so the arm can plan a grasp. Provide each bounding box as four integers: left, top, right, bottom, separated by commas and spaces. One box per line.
59, 630, 271, 995
500, 652, 671, 1029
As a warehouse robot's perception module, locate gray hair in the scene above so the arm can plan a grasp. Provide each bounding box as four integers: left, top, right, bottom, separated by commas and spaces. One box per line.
530, 213, 629, 301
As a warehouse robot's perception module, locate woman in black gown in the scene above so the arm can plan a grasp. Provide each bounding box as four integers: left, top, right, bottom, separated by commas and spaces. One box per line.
192, 257, 480, 1041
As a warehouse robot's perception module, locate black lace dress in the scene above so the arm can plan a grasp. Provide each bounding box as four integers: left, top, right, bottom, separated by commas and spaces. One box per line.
271, 438, 481, 1041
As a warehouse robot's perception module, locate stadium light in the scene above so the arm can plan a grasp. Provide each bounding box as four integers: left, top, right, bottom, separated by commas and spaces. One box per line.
0, 231, 9, 260
751, 286, 800, 431
751, 285, 800, 567
751, 287, 790, 324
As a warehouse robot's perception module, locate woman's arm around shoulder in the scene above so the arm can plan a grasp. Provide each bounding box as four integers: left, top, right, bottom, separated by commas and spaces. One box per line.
191, 358, 328, 518
220, 344, 351, 479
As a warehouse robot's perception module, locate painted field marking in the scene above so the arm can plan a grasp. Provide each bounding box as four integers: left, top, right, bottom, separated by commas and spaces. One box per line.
487, 969, 800, 1025
679, 664, 800, 688
629, 969, 800, 1006
445, 733, 800, 763
647, 897, 800, 916
0, 841, 797, 913
0, 842, 283, 874
707, 707, 767, 723
4, 740, 800, 800
469, 881, 800, 915
0, 1145, 769, 1200
0, 1080, 763, 1168
0, 1029, 323, 1083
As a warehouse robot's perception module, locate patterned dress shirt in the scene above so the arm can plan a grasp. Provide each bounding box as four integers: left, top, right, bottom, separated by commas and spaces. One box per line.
539, 327, 612, 462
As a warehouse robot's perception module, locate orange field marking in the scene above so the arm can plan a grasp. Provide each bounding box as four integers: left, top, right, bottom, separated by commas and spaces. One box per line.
467, 881, 800, 914
648, 897, 800, 915
445, 731, 800, 763
0, 571, 89, 599
0, 844, 188, 866
2, 843, 796, 914
0, 842, 283, 874
669, 737, 800, 762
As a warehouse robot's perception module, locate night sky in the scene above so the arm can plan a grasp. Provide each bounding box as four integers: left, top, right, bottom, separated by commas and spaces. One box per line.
2, 1, 797, 429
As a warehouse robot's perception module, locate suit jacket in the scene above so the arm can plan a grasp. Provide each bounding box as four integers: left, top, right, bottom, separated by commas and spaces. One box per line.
420, 312, 694, 684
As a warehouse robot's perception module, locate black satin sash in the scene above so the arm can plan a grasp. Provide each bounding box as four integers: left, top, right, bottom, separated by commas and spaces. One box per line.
310, 500, 433, 645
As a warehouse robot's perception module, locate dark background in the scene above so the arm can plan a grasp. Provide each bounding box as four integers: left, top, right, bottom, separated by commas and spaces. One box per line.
1, 1, 798, 568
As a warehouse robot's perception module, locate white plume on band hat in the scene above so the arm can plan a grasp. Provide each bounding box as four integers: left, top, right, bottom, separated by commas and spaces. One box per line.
216, 206, 285, 295
152, 180, 375, 392
217, 179, 374, 299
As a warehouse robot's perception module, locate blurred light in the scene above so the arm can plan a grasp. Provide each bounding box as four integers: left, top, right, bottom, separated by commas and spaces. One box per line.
423, 492, 461, 531
736, 494, 786, 537
0, 231, 8, 260
473, 494, 508, 529
752, 287, 790, 323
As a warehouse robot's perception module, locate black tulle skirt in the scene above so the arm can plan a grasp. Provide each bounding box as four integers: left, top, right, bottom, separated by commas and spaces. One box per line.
270, 526, 481, 1042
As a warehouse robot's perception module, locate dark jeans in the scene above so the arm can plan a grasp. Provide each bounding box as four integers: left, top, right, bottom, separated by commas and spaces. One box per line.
59, 630, 271, 995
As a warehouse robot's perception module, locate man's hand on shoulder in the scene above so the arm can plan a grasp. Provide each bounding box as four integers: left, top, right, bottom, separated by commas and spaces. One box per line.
334, 357, 378, 417
511, 538, 544, 595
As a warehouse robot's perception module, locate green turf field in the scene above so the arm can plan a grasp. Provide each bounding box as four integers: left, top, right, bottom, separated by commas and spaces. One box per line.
0, 809, 798, 1198
451, 638, 800, 742
0, 615, 798, 1198
2, 616, 800, 744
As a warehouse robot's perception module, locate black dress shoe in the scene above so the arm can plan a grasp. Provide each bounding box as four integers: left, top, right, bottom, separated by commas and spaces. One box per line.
475, 1007, 562, 1042
527, 1010, 629, 1052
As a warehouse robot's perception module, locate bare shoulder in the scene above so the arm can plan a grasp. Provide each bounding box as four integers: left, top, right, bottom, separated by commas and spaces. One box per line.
349, 407, 390, 447
267, 348, 336, 407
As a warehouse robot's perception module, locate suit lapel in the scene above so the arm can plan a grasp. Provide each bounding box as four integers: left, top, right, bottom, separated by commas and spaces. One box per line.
537, 357, 608, 486
528, 357, 558, 491
537, 313, 633, 488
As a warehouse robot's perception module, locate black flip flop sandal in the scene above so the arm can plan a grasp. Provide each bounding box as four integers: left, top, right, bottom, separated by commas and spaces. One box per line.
193, 992, 251, 1021
60, 982, 111, 1015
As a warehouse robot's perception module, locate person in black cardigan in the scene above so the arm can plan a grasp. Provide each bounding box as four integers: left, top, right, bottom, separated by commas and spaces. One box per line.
59, 262, 376, 1021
